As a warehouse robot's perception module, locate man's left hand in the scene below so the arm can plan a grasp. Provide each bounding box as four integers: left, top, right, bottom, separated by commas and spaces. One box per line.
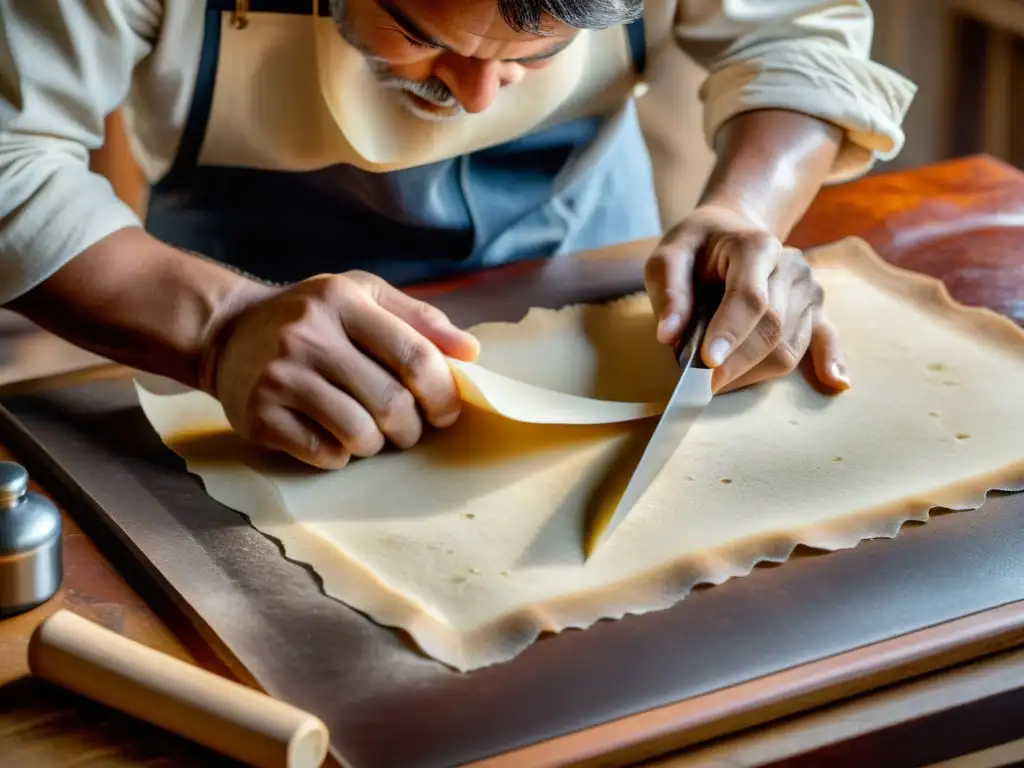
644, 204, 851, 394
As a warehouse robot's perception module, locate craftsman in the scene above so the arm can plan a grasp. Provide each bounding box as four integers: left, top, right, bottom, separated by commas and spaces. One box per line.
0, 1, 914, 469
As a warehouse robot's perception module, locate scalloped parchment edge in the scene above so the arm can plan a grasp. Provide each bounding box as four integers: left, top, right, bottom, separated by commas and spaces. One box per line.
137, 236, 1024, 671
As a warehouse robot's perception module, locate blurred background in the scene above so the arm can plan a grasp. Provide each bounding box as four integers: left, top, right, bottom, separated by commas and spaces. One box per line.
873, 0, 1024, 172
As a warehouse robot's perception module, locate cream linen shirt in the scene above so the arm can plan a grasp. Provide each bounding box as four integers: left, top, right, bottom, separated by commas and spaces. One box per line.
0, 0, 916, 304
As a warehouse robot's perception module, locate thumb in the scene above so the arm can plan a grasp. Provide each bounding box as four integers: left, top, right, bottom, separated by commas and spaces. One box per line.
373, 282, 480, 362
644, 229, 701, 345
807, 308, 850, 391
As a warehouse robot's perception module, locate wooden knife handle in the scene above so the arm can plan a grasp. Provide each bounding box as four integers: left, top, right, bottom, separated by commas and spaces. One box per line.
28, 610, 329, 768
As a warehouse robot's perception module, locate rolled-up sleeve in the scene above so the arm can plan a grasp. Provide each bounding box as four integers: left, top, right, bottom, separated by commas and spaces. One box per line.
0, 0, 156, 304
674, 0, 917, 183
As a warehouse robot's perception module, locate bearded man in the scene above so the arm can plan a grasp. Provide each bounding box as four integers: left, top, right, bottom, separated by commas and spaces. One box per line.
0, 0, 915, 468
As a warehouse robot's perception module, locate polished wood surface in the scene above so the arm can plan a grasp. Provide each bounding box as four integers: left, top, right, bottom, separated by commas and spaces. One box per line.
470, 603, 1024, 768
0, 444, 191, 688
789, 154, 1024, 324
0, 449, 241, 765
1, 154, 1022, 766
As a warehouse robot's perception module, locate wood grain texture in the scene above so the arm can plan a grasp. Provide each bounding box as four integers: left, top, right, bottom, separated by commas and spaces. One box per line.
0, 443, 238, 765
789, 154, 1024, 324
0, 155, 1021, 766
465, 602, 1024, 768
650, 643, 1024, 768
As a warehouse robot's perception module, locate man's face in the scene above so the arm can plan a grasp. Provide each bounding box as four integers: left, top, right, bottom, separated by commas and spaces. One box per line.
330, 0, 578, 120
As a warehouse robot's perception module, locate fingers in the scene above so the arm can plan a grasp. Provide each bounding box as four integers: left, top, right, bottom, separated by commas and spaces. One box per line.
355, 273, 480, 362
283, 370, 386, 458
316, 337, 425, 450
217, 272, 476, 470
707, 246, 829, 394
644, 228, 703, 344
252, 404, 352, 471
717, 309, 814, 393
702, 235, 781, 368
342, 298, 463, 430
710, 262, 790, 390
807, 307, 851, 391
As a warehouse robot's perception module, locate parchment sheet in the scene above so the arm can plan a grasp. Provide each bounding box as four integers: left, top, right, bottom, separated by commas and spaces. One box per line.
136, 237, 1024, 671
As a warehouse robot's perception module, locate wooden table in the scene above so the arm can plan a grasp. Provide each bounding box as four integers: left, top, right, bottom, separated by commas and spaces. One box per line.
1, 154, 1022, 767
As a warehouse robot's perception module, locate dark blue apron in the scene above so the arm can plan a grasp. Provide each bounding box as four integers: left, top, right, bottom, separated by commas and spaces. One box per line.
146, 0, 662, 286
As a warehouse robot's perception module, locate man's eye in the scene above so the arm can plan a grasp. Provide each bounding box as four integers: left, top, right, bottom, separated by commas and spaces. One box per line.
402, 34, 431, 49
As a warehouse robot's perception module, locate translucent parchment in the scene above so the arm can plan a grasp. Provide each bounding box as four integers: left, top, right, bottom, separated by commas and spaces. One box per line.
136, 238, 1024, 671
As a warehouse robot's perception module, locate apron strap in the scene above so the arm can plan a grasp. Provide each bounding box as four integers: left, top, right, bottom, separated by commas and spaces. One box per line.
152, 3, 223, 192
625, 16, 646, 78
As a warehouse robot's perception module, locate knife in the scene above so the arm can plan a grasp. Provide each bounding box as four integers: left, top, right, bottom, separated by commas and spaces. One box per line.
585, 290, 720, 558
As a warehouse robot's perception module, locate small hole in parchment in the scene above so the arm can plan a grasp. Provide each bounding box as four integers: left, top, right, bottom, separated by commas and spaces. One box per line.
956, 433, 970, 440
928, 411, 940, 418
463, 513, 476, 520
720, 478, 733, 485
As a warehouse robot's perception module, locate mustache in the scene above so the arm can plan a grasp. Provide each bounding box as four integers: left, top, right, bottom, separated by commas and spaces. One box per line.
329, 0, 462, 112
375, 71, 457, 107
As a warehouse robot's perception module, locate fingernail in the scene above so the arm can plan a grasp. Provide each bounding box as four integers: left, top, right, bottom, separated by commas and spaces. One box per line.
706, 337, 731, 367
658, 314, 681, 339
830, 362, 851, 388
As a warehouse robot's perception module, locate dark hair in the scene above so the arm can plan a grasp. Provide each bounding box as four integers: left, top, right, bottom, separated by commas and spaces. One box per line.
497, 0, 643, 33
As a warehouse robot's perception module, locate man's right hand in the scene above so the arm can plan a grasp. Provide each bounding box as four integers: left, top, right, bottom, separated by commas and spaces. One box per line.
203, 271, 480, 470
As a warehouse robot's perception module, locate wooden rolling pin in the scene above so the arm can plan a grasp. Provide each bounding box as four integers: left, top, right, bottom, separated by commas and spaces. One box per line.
28, 610, 329, 768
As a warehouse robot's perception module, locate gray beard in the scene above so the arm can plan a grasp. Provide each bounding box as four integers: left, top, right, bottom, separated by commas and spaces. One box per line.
328, 0, 464, 120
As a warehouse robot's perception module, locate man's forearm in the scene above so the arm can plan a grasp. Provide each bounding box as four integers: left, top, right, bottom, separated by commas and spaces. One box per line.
6, 227, 271, 390
699, 109, 843, 239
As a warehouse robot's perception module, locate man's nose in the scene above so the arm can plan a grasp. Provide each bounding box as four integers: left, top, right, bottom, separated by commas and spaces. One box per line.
434, 56, 514, 114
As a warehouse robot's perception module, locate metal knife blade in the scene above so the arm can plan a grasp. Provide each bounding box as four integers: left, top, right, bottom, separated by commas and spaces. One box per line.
585, 297, 716, 558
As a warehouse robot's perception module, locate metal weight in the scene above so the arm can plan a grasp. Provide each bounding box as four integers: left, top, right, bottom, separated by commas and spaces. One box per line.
0, 461, 62, 617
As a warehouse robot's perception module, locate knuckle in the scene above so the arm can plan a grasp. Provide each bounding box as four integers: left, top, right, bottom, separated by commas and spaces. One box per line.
413, 300, 448, 328
317, 273, 358, 304
644, 250, 674, 281
794, 259, 813, 281
731, 284, 770, 316
399, 336, 438, 381
259, 359, 295, 393
375, 381, 416, 427
758, 308, 785, 347
781, 248, 814, 281
342, 269, 374, 285
735, 230, 777, 257
275, 321, 315, 359
643, 253, 666, 285
809, 281, 825, 307
780, 245, 803, 262
338, 270, 383, 299
773, 342, 802, 372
